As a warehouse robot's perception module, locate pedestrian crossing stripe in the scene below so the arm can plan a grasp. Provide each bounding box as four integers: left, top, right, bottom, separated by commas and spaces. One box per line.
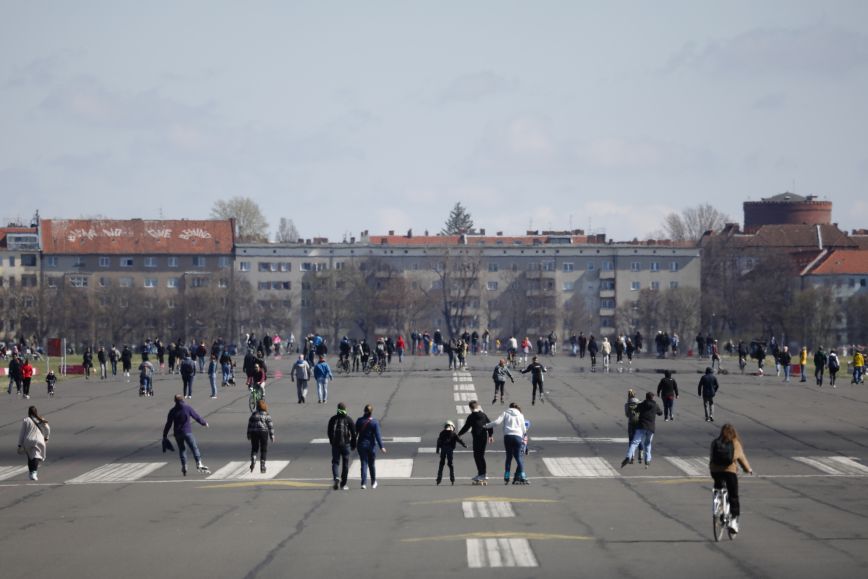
0, 466, 28, 481
453, 384, 475, 391
462, 501, 515, 518
793, 456, 868, 475
543, 457, 620, 478
418, 448, 537, 454
533, 437, 629, 443
664, 457, 708, 477
207, 460, 290, 480
454, 377, 473, 383
67, 462, 167, 484
466, 538, 538, 568
456, 404, 471, 414
453, 392, 476, 401
349, 458, 414, 478
310, 437, 421, 444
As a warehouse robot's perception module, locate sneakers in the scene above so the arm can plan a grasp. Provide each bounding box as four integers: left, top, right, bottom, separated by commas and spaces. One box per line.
334, 479, 340, 490
342, 484, 350, 490
728, 517, 739, 534
29, 471, 38, 481
372, 481, 378, 489
361, 483, 367, 489
644, 461, 651, 469
620, 457, 630, 469
182, 465, 187, 476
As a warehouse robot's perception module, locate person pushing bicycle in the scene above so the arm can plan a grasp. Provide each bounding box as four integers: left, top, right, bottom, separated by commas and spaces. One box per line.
709, 423, 753, 535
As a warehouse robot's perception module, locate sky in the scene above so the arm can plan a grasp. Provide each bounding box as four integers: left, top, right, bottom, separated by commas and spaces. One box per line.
2, 0, 867, 241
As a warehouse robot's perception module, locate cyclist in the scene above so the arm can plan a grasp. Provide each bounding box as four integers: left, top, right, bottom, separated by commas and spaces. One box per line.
506, 336, 518, 367
375, 338, 387, 369
709, 423, 753, 535
250, 362, 267, 399
360, 339, 371, 369
339, 336, 351, 366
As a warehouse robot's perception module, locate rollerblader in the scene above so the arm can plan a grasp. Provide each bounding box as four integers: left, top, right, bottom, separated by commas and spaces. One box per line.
485, 402, 529, 485
247, 400, 275, 474
491, 359, 514, 404
162, 394, 210, 476
520, 356, 546, 405
458, 400, 494, 485
435, 420, 466, 485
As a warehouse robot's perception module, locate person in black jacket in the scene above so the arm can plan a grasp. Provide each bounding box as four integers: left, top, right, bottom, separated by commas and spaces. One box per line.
435, 420, 466, 485
121, 345, 133, 382
521, 356, 547, 405
458, 400, 494, 483
698, 367, 720, 421
656, 370, 679, 421
327, 402, 357, 490
621, 392, 663, 469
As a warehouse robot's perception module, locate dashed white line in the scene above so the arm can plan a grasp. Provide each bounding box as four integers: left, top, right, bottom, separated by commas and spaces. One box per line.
349, 458, 414, 478
665, 456, 708, 477
67, 462, 167, 484
453, 384, 476, 391
0, 466, 28, 481
453, 392, 476, 401
456, 404, 471, 414
310, 437, 421, 444
543, 457, 620, 478
466, 538, 538, 568
793, 456, 868, 475
207, 460, 290, 480
462, 501, 515, 518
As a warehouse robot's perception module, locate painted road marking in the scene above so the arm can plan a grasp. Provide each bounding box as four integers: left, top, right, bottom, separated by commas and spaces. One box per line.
466, 538, 538, 568
533, 436, 629, 443
456, 404, 471, 414
665, 456, 708, 477
543, 457, 620, 478
454, 377, 474, 383
310, 437, 421, 444
793, 456, 868, 475
418, 448, 537, 454
0, 466, 28, 481
454, 384, 475, 391
349, 458, 414, 478
462, 501, 515, 518
453, 392, 476, 401
207, 460, 290, 480
67, 462, 167, 484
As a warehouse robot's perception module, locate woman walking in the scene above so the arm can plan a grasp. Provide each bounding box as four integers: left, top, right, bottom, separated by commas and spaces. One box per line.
656, 370, 679, 421
247, 400, 275, 474
355, 404, 387, 489
207, 354, 218, 399
17, 406, 50, 481
21, 358, 34, 399
485, 402, 529, 484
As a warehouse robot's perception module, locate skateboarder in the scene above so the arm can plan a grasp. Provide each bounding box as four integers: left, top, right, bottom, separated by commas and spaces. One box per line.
458, 400, 494, 484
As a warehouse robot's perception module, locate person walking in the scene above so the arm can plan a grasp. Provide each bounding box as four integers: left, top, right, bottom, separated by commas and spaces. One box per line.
435, 420, 466, 485
601, 337, 612, 372
485, 402, 529, 484
520, 356, 547, 405
852, 349, 864, 384
17, 406, 50, 481
327, 402, 357, 490
247, 399, 275, 474
491, 359, 515, 404
7, 353, 23, 395
121, 345, 133, 382
709, 423, 753, 535
97, 346, 108, 379
291, 354, 312, 404
21, 358, 34, 399
207, 354, 218, 399
179, 353, 196, 399
588, 336, 598, 372
828, 349, 840, 388
620, 392, 663, 469
458, 400, 494, 484
314, 356, 334, 404
656, 370, 679, 421
83, 347, 94, 380
162, 394, 210, 476
814, 347, 827, 387
779, 346, 792, 382
355, 404, 387, 489
698, 367, 719, 422
109, 345, 119, 377
138, 355, 155, 397
624, 389, 644, 464
799, 346, 809, 383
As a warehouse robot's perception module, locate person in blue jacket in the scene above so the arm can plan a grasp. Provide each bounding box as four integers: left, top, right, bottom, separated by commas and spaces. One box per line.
355, 404, 387, 489
314, 356, 334, 404
162, 394, 210, 476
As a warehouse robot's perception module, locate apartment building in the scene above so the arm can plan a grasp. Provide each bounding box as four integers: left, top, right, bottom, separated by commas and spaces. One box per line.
0, 226, 41, 339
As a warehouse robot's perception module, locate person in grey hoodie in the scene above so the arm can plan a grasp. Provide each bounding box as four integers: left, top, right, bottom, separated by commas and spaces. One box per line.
485, 403, 529, 484
491, 359, 515, 404
291, 355, 312, 404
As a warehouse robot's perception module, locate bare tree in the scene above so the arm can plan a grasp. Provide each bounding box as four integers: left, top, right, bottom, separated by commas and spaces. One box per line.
274, 217, 300, 243
432, 251, 482, 339
211, 197, 269, 242
659, 203, 731, 242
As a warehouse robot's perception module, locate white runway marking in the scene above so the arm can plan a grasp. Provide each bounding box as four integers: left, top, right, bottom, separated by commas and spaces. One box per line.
793, 456, 868, 475
454, 383, 475, 391
207, 460, 290, 480
466, 538, 538, 568
0, 466, 28, 481
349, 458, 414, 478
453, 392, 476, 401
454, 377, 474, 383
456, 404, 471, 414
533, 436, 629, 443
665, 457, 708, 477
67, 462, 167, 484
418, 447, 537, 454
462, 501, 515, 518
310, 437, 421, 444
543, 457, 620, 478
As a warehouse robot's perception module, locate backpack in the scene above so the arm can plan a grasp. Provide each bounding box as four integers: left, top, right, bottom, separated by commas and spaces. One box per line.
828, 355, 839, 371
333, 416, 351, 446
710, 437, 734, 467
627, 402, 640, 426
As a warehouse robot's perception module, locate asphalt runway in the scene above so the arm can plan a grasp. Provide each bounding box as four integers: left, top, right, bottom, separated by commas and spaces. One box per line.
2, 352, 867, 579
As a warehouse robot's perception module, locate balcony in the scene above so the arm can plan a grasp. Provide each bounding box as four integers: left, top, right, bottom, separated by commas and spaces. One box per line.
599, 289, 615, 299
599, 270, 615, 280
599, 307, 615, 317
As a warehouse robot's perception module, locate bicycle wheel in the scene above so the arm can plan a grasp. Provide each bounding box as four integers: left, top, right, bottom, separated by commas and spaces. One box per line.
364, 362, 372, 375
249, 389, 262, 412
712, 493, 725, 542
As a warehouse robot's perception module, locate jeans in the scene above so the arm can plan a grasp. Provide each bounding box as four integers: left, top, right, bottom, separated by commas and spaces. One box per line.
783, 365, 791, 381
662, 396, 675, 420
296, 379, 308, 402
493, 380, 505, 400
703, 396, 715, 419
174, 431, 202, 467
854, 367, 863, 384
472, 439, 488, 477
503, 435, 525, 478
437, 448, 455, 482
626, 429, 655, 462
331, 443, 351, 485
111, 360, 117, 375
222, 363, 232, 384
197, 356, 205, 372
140, 376, 152, 394
712, 471, 740, 517
800, 364, 807, 381
316, 379, 328, 402
182, 375, 194, 397
100, 363, 107, 379
357, 444, 377, 485
209, 373, 217, 397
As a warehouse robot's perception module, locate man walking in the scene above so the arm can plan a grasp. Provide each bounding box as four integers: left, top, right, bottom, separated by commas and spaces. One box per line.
621, 392, 663, 469
327, 402, 357, 490
458, 400, 494, 484
162, 394, 210, 476
291, 354, 312, 404
180, 352, 197, 399
779, 346, 792, 382
698, 367, 719, 422
814, 347, 827, 386
314, 356, 334, 404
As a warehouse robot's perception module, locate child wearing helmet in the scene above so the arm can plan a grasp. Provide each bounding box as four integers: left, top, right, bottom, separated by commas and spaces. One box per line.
435, 420, 466, 485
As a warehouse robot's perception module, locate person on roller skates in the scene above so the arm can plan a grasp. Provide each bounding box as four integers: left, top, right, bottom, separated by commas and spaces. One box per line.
458, 400, 494, 484
484, 402, 529, 484
435, 420, 466, 485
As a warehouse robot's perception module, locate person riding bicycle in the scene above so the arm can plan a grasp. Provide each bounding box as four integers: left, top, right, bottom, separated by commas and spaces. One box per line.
375, 338, 387, 368
250, 363, 267, 398
709, 423, 753, 535
506, 336, 518, 365
339, 336, 351, 365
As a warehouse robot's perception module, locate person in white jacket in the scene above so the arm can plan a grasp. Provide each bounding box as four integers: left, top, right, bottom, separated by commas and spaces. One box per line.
484, 403, 529, 484
17, 406, 50, 481
601, 337, 612, 372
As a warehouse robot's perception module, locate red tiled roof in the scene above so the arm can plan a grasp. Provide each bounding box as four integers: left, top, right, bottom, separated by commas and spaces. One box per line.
808, 250, 868, 275
0, 227, 37, 249
41, 219, 234, 255
728, 224, 856, 249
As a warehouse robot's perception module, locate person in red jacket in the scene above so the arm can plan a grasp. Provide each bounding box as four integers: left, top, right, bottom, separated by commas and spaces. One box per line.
21, 358, 34, 399
395, 335, 406, 363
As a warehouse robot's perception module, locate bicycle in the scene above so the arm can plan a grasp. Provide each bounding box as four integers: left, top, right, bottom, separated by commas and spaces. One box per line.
248, 384, 265, 412
363, 357, 385, 375
712, 488, 735, 542
336, 356, 350, 375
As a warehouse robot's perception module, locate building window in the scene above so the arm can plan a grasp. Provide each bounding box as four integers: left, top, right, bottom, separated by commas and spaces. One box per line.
120, 257, 133, 268
334, 262, 343, 271
98, 277, 109, 288
47, 277, 59, 289
301, 262, 312, 271
98, 256, 110, 268
239, 261, 250, 272
670, 261, 679, 272
193, 256, 206, 268
280, 262, 291, 272
543, 261, 556, 271
601, 318, 613, 327
603, 261, 614, 271
601, 298, 615, 308
650, 281, 660, 290
563, 263, 574, 272
488, 263, 499, 272
218, 278, 229, 289
70, 275, 88, 288
601, 279, 615, 290
46, 256, 57, 268
650, 262, 659, 272
563, 281, 575, 291
167, 299, 176, 309
21, 275, 38, 287
145, 257, 158, 268
258, 282, 271, 290
190, 277, 209, 288
119, 277, 133, 288
21, 254, 37, 267
144, 278, 158, 288
486, 281, 499, 291
7, 256, 15, 267
167, 278, 179, 288
259, 262, 273, 272
218, 256, 230, 269
670, 281, 679, 289
587, 262, 595, 271
630, 262, 641, 272
861, 279, 866, 287
168, 257, 179, 268
630, 281, 640, 291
